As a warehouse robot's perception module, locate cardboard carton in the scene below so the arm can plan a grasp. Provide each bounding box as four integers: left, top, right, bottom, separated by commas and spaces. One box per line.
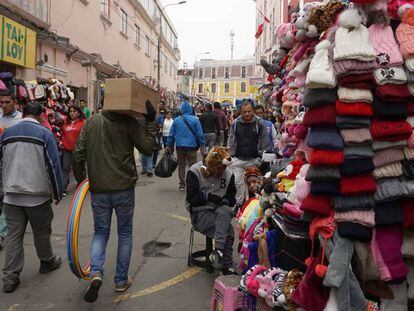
104, 78, 158, 116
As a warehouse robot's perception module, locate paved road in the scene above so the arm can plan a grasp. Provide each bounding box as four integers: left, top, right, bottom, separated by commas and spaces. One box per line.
0, 158, 218, 311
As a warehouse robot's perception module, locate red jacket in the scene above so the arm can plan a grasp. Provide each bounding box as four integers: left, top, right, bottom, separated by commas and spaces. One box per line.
61, 119, 85, 152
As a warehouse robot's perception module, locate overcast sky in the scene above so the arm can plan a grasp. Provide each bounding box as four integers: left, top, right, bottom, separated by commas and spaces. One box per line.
161, 0, 256, 68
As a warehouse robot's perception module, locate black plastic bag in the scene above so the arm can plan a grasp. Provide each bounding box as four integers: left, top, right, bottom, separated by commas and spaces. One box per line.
155, 153, 178, 178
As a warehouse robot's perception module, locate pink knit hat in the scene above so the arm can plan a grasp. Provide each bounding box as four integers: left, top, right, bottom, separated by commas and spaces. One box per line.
373, 148, 404, 167
334, 210, 376, 227
396, 8, 414, 59
369, 24, 404, 67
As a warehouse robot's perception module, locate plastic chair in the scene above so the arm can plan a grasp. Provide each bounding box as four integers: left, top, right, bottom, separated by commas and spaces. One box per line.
211, 275, 244, 311
187, 226, 214, 273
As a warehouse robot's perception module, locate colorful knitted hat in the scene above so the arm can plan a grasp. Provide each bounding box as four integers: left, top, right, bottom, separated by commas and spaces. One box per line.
306, 165, 341, 182
340, 173, 377, 196
376, 84, 412, 102
369, 24, 404, 67
310, 181, 340, 196
373, 162, 403, 179
336, 100, 374, 117
341, 157, 375, 176
336, 116, 372, 129
306, 40, 337, 89
374, 178, 402, 202
334, 195, 376, 211
306, 127, 344, 150
338, 87, 373, 103
373, 140, 407, 151
303, 88, 338, 108
402, 199, 414, 228
303, 104, 337, 127
337, 222, 373, 242
333, 58, 377, 78
300, 194, 332, 216
370, 119, 412, 141
345, 145, 374, 158
373, 148, 404, 167
373, 67, 407, 85
341, 128, 373, 145
396, 8, 414, 59
375, 200, 404, 225
309, 149, 345, 166
373, 97, 407, 120
335, 209, 376, 228
338, 73, 377, 89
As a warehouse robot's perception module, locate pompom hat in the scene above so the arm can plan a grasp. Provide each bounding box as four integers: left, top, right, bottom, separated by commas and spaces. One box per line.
306, 40, 337, 89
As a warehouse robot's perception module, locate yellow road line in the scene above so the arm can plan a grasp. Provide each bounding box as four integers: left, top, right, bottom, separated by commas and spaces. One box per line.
166, 213, 190, 222
114, 267, 201, 303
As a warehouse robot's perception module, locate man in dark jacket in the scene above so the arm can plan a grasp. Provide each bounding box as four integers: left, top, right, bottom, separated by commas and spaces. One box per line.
73, 102, 156, 303
199, 103, 219, 157
166, 101, 205, 191
186, 147, 236, 273
228, 100, 268, 205
1, 102, 63, 293
213, 102, 228, 146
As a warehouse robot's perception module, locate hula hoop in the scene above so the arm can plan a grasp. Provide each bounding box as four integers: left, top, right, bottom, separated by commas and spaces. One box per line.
66, 180, 91, 280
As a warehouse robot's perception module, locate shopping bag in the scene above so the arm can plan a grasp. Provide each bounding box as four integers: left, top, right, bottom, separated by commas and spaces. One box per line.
155, 152, 178, 178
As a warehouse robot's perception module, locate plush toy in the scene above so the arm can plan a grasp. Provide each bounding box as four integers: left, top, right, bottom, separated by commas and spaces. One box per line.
295, 2, 320, 41
201, 146, 232, 178
246, 265, 269, 297
257, 268, 287, 307
307, 1, 345, 37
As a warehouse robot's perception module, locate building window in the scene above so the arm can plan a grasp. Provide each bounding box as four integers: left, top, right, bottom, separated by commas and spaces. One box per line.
224, 82, 230, 94
211, 83, 216, 94
242, 66, 246, 78
199, 68, 203, 79
120, 9, 128, 34
101, 0, 110, 17
135, 24, 140, 46
225, 67, 230, 79
241, 82, 247, 93
145, 36, 150, 54
198, 83, 203, 94
212, 68, 216, 79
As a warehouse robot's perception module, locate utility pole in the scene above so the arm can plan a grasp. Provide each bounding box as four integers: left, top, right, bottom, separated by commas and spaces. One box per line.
230, 30, 235, 61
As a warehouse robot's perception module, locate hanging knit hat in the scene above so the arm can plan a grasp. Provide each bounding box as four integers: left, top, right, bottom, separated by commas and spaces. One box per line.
374, 178, 402, 202
373, 148, 404, 167
338, 87, 373, 103
310, 180, 340, 196
336, 116, 372, 129
336, 100, 374, 117
404, 147, 414, 159
402, 159, 414, 178
340, 173, 377, 195
373, 162, 403, 179
337, 222, 373, 242
335, 210, 376, 227
333, 58, 377, 77
309, 149, 345, 166
345, 145, 374, 158
334, 195, 376, 211
338, 73, 377, 89
303, 88, 338, 108
375, 200, 404, 225
334, 8, 377, 62
306, 40, 337, 89
300, 194, 332, 216
370, 119, 412, 141
340, 128, 373, 145
369, 24, 404, 67
401, 180, 414, 197
396, 8, 414, 59
376, 84, 412, 102
373, 97, 407, 120
306, 165, 341, 182
341, 157, 375, 175
373, 67, 408, 85
373, 140, 407, 151
402, 199, 414, 228
303, 104, 337, 127
306, 127, 344, 150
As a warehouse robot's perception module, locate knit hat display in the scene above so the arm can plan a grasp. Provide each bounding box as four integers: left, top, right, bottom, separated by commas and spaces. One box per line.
336, 116, 372, 129
306, 40, 337, 89
374, 200, 404, 225
404, 147, 414, 159
341, 157, 375, 176
340, 128, 373, 145
373, 67, 407, 85
306, 165, 341, 182
406, 58, 414, 72
373, 97, 407, 120
373, 148, 404, 167
406, 101, 414, 116
373, 140, 407, 151
306, 127, 344, 150
333, 59, 377, 78
310, 180, 340, 196
340, 174, 377, 196
338, 73, 376, 89
407, 116, 414, 128
309, 149, 345, 166
338, 87, 373, 103
373, 162, 403, 179
376, 84, 412, 102
336, 100, 373, 117
334, 8, 377, 62
374, 178, 402, 202
303, 88, 338, 108
337, 222, 373, 241
335, 210, 376, 227
370, 119, 412, 141
396, 8, 414, 59
406, 68, 414, 83
303, 104, 337, 127
334, 195, 376, 211
402, 199, 414, 228
300, 194, 332, 216
369, 24, 404, 68
402, 180, 414, 197
345, 145, 374, 158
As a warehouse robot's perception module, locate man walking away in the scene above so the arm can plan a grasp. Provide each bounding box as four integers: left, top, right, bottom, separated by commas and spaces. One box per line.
1, 102, 63, 293
73, 102, 156, 303
199, 103, 219, 157
80, 100, 91, 119
228, 100, 268, 205
186, 147, 236, 274
213, 102, 227, 146
0, 89, 23, 251
166, 101, 205, 191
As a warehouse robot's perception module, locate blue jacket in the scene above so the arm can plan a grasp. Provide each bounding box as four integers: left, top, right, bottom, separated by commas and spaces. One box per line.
0, 118, 63, 201
167, 102, 205, 150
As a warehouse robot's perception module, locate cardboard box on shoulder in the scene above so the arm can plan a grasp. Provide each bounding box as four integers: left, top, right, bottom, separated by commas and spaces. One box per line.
104, 78, 158, 116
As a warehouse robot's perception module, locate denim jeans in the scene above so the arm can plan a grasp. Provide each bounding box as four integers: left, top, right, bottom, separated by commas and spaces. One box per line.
0, 211, 7, 238
140, 154, 153, 174
90, 188, 135, 285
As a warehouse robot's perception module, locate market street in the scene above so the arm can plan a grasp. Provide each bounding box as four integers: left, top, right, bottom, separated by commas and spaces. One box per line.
0, 160, 216, 311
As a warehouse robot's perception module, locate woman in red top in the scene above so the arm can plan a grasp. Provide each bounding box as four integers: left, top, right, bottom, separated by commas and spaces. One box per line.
61, 105, 85, 196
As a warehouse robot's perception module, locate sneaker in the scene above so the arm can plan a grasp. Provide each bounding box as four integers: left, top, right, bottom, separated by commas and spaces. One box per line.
179, 185, 185, 191
210, 249, 224, 271
84, 272, 103, 303
147, 172, 153, 177
62, 192, 67, 198
222, 267, 238, 276
0, 235, 4, 251
39, 256, 62, 274
3, 280, 19, 293
115, 276, 133, 293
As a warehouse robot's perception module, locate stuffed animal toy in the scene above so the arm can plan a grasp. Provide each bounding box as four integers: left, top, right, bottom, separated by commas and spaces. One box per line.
257, 268, 287, 307
276, 23, 295, 49
307, 1, 345, 37
201, 146, 232, 178
295, 2, 320, 41
282, 269, 304, 309
246, 265, 269, 297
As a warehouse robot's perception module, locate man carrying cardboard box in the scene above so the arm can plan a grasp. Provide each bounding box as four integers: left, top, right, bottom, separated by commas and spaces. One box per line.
72, 101, 156, 303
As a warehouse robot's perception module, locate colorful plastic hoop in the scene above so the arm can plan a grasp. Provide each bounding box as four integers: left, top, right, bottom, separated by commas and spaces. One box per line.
66, 180, 91, 280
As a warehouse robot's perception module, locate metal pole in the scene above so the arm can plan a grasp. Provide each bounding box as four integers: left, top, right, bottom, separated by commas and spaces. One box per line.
157, 25, 162, 101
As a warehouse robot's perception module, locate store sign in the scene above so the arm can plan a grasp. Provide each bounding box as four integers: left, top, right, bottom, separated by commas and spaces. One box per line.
0, 15, 36, 69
